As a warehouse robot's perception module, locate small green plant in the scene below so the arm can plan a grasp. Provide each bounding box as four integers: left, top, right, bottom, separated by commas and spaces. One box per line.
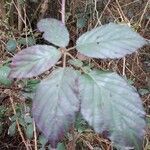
8, 104, 34, 139
9, 18, 148, 149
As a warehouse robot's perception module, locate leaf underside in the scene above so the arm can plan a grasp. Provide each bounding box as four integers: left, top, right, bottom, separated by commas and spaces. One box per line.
76, 23, 146, 59
32, 68, 80, 148
37, 18, 70, 47
79, 70, 146, 149
9, 45, 61, 78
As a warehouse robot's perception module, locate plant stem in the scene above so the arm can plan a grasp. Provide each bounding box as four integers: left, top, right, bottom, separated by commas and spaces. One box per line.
33, 120, 38, 150
66, 52, 76, 60
66, 46, 76, 52
63, 52, 67, 68
61, 0, 66, 24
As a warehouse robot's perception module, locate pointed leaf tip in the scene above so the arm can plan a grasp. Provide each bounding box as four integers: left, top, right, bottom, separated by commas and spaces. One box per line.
9, 45, 61, 78
37, 18, 70, 47
76, 23, 147, 59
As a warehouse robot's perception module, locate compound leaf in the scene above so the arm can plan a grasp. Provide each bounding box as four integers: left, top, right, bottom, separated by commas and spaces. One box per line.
32, 67, 80, 148
9, 45, 61, 78
79, 70, 146, 149
76, 23, 147, 59
37, 18, 69, 47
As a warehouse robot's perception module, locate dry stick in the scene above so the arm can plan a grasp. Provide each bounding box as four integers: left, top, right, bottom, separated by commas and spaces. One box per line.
63, 52, 67, 68
138, 0, 150, 26
95, 0, 111, 27
61, 0, 66, 24
94, 0, 101, 25
23, 6, 28, 47
33, 120, 38, 150
143, 18, 150, 35
66, 46, 76, 52
0, 0, 6, 20
17, 0, 23, 32
12, 0, 26, 25
10, 97, 30, 150
122, 57, 126, 76
115, 0, 130, 24
30, 0, 43, 23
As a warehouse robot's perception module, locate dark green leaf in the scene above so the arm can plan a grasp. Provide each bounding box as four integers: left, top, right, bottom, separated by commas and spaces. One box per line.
39, 134, 48, 148
6, 39, 17, 52
138, 88, 149, 96
17, 37, 36, 46
57, 142, 66, 150
26, 124, 34, 139
0, 65, 12, 86
8, 122, 16, 136
77, 17, 87, 29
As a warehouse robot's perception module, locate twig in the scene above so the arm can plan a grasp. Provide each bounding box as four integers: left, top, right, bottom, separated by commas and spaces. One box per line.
9, 97, 30, 150
17, 0, 23, 31
63, 52, 67, 68
138, 0, 150, 26
95, 0, 111, 27
66, 46, 76, 52
33, 120, 38, 150
61, 0, 66, 24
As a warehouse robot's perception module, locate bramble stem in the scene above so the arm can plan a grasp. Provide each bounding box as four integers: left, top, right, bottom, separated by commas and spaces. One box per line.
61, 0, 66, 24
63, 52, 67, 68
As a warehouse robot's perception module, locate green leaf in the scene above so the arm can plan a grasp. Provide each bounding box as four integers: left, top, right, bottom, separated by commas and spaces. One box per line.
39, 134, 48, 148
9, 45, 61, 78
26, 124, 34, 139
8, 122, 16, 136
57, 142, 66, 150
24, 115, 33, 124
17, 37, 36, 46
37, 18, 69, 47
75, 113, 88, 133
77, 17, 87, 29
6, 39, 17, 52
0, 65, 12, 86
24, 79, 40, 92
0, 106, 7, 118
79, 70, 146, 149
76, 23, 147, 59
68, 59, 83, 68
32, 67, 80, 148
138, 88, 149, 96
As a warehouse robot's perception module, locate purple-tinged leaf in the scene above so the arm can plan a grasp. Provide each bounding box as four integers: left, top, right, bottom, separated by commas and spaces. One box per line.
37, 18, 69, 47
79, 70, 146, 149
9, 45, 61, 78
32, 67, 80, 148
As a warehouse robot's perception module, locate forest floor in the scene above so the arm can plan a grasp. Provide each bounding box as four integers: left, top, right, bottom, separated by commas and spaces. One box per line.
0, 0, 150, 149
